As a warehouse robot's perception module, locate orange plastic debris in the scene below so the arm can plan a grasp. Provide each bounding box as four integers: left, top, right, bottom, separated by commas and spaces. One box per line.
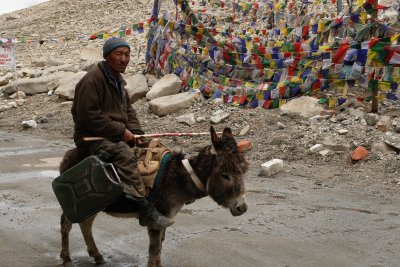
351, 146, 368, 161
237, 140, 253, 152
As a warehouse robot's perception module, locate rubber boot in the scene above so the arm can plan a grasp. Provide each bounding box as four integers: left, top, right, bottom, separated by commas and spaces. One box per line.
128, 195, 174, 229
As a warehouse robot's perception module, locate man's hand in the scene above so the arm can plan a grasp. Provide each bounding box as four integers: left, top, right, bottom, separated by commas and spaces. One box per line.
123, 129, 136, 146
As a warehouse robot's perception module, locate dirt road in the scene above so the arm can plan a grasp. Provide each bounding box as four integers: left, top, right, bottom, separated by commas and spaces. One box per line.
0, 130, 399, 267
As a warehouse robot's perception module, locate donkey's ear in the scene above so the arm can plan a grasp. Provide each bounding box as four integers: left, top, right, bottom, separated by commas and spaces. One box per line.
222, 127, 233, 139
210, 126, 223, 150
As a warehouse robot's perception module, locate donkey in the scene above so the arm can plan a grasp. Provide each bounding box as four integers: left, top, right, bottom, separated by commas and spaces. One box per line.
58, 126, 249, 267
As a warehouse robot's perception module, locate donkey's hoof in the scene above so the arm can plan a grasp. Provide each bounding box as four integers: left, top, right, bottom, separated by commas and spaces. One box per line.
63, 261, 73, 267
95, 255, 106, 265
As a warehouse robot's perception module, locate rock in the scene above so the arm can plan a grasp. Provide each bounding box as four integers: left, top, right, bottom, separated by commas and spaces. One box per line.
260, 159, 284, 177
42, 64, 76, 76
351, 146, 368, 161
381, 133, 400, 151
337, 129, 349, 135
9, 91, 26, 99
210, 110, 230, 124
176, 113, 196, 126
18, 68, 42, 78
365, 113, 379, 126
149, 92, 200, 116
319, 149, 331, 156
239, 125, 250, 136
0, 104, 13, 112
277, 122, 286, 129
348, 108, 365, 119
309, 144, 324, 153
31, 59, 64, 68
79, 47, 102, 71
21, 120, 37, 129
376, 116, 391, 132
237, 140, 253, 152
280, 96, 324, 118
146, 74, 182, 100
15, 99, 25, 106
320, 110, 336, 117
322, 137, 352, 151
371, 141, 398, 154
146, 74, 159, 87
125, 74, 149, 103
0, 76, 9, 86
54, 72, 87, 100
196, 116, 207, 123
3, 72, 74, 95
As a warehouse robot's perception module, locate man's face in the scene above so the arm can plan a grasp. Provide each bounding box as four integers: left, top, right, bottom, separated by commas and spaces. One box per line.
106, 46, 130, 74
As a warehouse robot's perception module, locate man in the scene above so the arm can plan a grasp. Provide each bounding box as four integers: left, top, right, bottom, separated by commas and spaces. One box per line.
71, 37, 173, 229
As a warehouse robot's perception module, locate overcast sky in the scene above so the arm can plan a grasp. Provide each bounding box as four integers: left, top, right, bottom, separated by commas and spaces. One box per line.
0, 0, 49, 15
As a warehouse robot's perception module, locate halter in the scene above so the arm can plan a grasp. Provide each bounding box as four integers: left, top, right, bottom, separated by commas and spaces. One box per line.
182, 159, 207, 194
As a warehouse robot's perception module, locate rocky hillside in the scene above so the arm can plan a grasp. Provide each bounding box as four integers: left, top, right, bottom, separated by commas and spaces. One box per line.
0, 0, 175, 65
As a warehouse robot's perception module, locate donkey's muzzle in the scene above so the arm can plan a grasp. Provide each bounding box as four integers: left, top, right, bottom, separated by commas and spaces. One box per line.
230, 200, 248, 216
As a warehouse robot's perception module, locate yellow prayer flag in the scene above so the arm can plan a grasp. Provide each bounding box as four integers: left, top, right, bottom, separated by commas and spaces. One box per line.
282, 28, 288, 36
270, 60, 276, 68
318, 22, 325, 32
376, 95, 386, 102
378, 82, 391, 92
291, 76, 301, 83
104, 33, 110, 39
367, 51, 377, 65
267, 70, 274, 79
279, 99, 286, 107
246, 41, 252, 50
391, 33, 400, 44
356, 0, 363, 8
328, 98, 337, 108
360, 12, 367, 24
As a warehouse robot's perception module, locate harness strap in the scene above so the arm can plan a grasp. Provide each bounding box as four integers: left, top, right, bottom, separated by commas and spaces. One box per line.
182, 159, 206, 193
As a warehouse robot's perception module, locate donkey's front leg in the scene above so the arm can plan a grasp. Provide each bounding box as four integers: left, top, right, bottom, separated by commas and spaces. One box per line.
60, 214, 72, 267
147, 228, 165, 267
79, 214, 105, 264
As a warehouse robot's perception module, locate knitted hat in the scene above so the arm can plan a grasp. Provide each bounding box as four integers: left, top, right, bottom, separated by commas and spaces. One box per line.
102, 37, 130, 58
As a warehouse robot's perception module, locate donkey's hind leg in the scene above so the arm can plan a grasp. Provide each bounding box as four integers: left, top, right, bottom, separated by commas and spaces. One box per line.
147, 228, 165, 267
60, 213, 73, 267
79, 214, 105, 264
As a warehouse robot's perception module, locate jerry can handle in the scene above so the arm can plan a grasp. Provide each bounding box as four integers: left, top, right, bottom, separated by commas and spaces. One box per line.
103, 163, 122, 185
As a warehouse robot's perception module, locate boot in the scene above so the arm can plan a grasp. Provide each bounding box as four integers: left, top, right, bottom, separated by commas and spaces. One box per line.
127, 195, 174, 229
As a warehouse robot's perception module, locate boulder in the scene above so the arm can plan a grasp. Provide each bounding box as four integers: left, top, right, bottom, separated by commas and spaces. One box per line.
149, 92, 200, 116
2, 72, 74, 95
54, 72, 87, 100
0, 76, 9, 86
280, 96, 324, 118
146, 74, 181, 100
79, 47, 102, 71
125, 74, 149, 103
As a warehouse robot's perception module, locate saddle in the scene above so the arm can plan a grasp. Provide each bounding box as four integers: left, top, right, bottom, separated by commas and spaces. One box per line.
134, 139, 170, 195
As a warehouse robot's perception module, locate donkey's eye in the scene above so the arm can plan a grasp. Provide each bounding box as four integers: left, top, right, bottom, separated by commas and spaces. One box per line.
222, 174, 230, 181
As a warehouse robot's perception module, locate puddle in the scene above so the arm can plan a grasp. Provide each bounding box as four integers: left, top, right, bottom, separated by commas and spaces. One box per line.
0, 170, 59, 183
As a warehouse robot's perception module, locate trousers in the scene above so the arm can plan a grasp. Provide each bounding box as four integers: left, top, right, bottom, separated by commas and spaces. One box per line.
84, 139, 146, 197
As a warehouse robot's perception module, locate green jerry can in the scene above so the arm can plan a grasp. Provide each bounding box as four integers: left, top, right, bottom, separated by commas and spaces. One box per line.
52, 155, 124, 223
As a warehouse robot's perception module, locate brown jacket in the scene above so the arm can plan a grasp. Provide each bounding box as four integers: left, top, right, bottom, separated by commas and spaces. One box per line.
71, 61, 144, 145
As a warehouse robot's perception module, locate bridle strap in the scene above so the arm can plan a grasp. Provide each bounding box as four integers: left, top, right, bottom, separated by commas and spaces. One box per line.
182, 159, 207, 194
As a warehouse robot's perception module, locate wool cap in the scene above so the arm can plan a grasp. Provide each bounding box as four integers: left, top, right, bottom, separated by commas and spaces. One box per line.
103, 37, 131, 58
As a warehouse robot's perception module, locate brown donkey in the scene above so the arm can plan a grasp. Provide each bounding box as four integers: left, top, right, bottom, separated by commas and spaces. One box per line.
58, 126, 249, 267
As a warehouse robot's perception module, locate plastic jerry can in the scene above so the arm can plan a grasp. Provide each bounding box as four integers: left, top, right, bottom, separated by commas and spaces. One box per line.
52, 155, 124, 223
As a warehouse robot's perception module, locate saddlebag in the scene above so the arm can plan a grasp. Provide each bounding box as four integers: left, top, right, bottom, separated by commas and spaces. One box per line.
52, 155, 123, 223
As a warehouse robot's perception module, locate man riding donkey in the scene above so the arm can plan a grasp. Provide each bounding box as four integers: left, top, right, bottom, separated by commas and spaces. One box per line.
71, 37, 174, 229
